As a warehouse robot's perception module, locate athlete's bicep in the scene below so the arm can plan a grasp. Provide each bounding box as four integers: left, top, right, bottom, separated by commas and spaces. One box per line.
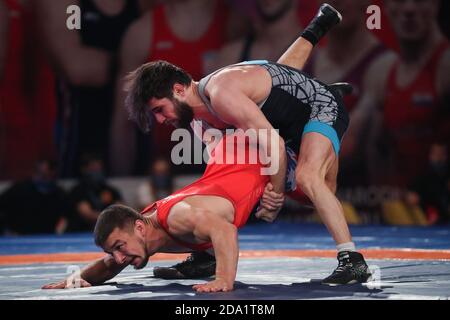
210, 85, 274, 131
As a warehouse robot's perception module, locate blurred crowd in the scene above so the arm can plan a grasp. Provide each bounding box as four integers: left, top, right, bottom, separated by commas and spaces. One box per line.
0, 0, 449, 235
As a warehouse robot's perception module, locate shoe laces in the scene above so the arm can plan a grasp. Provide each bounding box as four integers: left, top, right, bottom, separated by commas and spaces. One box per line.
335, 252, 352, 272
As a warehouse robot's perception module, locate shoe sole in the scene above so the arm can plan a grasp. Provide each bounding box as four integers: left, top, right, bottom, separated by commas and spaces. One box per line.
322, 279, 358, 286
321, 272, 372, 286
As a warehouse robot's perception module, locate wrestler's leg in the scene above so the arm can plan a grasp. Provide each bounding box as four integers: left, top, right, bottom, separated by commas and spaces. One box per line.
277, 37, 313, 70
325, 156, 339, 194
296, 133, 351, 244
278, 3, 342, 69
296, 132, 371, 285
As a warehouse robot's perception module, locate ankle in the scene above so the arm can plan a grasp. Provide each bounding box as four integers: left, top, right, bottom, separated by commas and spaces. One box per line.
337, 242, 356, 253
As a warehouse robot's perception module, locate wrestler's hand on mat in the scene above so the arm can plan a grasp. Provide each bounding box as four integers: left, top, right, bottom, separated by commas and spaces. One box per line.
42, 277, 92, 289
193, 278, 233, 293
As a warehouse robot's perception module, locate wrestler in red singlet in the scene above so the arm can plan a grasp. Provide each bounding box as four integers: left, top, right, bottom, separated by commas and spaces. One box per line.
142, 134, 268, 251
383, 41, 449, 186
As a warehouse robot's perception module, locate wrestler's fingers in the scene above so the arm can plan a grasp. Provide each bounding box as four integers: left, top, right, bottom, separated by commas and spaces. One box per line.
260, 199, 280, 210
263, 189, 284, 200
262, 195, 284, 205
265, 182, 274, 191
42, 282, 65, 289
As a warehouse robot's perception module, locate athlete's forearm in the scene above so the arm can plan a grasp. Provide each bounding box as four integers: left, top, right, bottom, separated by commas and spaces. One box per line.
264, 134, 287, 195
271, 141, 287, 194
80, 256, 126, 285
210, 224, 239, 288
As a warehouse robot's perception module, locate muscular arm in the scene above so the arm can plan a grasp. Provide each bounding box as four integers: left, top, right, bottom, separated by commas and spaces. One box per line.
110, 14, 151, 175
80, 255, 128, 285
168, 203, 238, 292
34, 0, 111, 87
0, 0, 8, 82
209, 80, 287, 197
358, 52, 396, 182
42, 255, 128, 289
192, 208, 238, 292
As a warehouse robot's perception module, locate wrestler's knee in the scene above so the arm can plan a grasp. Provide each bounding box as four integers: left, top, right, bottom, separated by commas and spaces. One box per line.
295, 164, 323, 197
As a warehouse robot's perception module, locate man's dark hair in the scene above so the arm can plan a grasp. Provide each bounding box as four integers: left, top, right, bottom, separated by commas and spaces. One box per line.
94, 204, 143, 247
124, 60, 193, 132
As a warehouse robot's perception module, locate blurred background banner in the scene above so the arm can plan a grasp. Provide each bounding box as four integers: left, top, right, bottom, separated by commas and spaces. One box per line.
0, 0, 449, 235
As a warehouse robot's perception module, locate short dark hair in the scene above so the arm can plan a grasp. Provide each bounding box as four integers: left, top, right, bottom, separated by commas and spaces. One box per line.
94, 204, 143, 247
124, 60, 193, 132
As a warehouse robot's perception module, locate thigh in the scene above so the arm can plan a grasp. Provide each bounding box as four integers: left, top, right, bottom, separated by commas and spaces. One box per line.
297, 132, 337, 179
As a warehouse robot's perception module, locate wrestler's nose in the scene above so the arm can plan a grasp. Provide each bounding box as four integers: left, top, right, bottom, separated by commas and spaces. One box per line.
155, 113, 166, 124
113, 251, 127, 264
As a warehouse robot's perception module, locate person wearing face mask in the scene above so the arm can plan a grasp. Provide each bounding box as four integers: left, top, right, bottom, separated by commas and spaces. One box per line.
0, 160, 69, 235
66, 153, 123, 232
406, 142, 450, 225
135, 157, 174, 211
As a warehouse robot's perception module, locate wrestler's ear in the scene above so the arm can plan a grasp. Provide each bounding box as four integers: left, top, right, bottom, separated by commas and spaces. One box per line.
172, 83, 185, 97
134, 220, 146, 237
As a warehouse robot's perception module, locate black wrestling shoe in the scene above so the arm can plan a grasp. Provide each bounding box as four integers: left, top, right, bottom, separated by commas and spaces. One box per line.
301, 3, 342, 45
322, 251, 372, 286
328, 82, 353, 98
153, 251, 216, 279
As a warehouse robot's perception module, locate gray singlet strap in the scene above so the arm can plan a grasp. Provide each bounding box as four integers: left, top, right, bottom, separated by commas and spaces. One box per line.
197, 60, 270, 122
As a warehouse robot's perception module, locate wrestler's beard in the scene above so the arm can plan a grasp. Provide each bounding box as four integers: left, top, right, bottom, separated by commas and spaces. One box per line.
134, 238, 150, 270
172, 98, 194, 129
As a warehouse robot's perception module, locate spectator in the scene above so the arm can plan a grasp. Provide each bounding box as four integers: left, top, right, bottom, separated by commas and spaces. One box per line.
0, 0, 37, 181
110, 0, 247, 176
407, 142, 449, 225
357, 0, 450, 188
0, 159, 69, 235
135, 157, 174, 210
212, 0, 302, 69
66, 153, 122, 232
34, 0, 145, 178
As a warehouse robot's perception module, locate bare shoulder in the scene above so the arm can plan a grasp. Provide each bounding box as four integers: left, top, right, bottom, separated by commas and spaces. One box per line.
166, 201, 196, 236
120, 12, 152, 61
209, 40, 245, 71
362, 50, 397, 101
436, 48, 450, 97
206, 64, 270, 100
365, 51, 397, 85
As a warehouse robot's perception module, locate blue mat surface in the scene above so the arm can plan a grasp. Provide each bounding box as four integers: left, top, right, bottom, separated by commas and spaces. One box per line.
1, 223, 449, 255
1, 222, 450, 300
